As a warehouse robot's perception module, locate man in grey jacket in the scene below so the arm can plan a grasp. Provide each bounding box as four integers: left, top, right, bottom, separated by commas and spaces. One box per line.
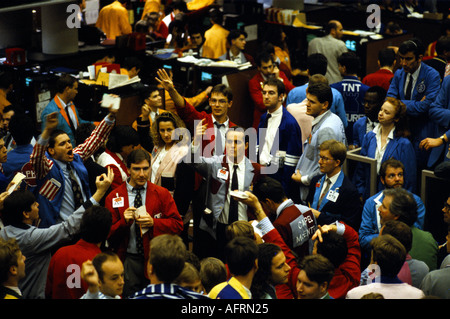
0, 168, 113, 299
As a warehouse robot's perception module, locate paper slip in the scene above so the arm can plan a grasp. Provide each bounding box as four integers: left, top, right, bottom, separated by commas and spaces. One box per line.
101, 93, 121, 111
135, 206, 150, 235
8, 172, 26, 194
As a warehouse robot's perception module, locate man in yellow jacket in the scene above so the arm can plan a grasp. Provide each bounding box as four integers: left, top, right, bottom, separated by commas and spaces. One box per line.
96, 0, 132, 40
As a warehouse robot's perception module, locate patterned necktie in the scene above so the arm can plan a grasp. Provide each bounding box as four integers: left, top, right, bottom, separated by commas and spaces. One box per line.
405, 73, 413, 100
67, 164, 83, 210
228, 165, 239, 224
133, 188, 144, 256
318, 178, 332, 207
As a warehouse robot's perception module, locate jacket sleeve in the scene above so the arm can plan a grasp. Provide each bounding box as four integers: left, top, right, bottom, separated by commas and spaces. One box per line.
428, 77, 450, 128
358, 200, 379, 252
248, 77, 266, 114
151, 188, 183, 236
74, 116, 114, 161
331, 90, 348, 128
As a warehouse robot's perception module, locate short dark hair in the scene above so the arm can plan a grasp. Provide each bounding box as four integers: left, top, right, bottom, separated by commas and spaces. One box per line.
398, 38, 425, 59
379, 158, 405, 179
253, 176, 286, 204
263, 77, 285, 96
48, 129, 70, 149
307, 53, 328, 76
435, 35, 450, 56
316, 232, 348, 268
209, 8, 223, 25
210, 84, 233, 102
225, 236, 258, 276
9, 113, 35, 145
80, 206, 112, 244
298, 254, 335, 287
106, 125, 140, 153
149, 234, 186, 283
366, 85, 387, 105
56, 74, 77, 93
227, 29, 247, 45
126, 149, 151, 168
338, 51, 360, 75
370, 234, 406, 277
381, 220, 413, 252
383, 188, 418, 227
255, 51, 273, 67
378, 48, 396, 67
307, 82, 333, 107
2, 190, 36, 226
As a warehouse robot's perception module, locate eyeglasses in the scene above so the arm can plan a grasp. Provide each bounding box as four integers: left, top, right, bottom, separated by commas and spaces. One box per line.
319, 156, 335, 162
444, 202, 450, 210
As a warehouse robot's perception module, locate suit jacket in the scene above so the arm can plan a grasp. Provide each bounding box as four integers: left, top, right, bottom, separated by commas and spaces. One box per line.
248, 71, 295, 129
191, 154, 262, 239
40, 95, 93, 147
307, 171, 362, 231
257, 107, 302, 199
355, 129, 417, 199
273, 200, 317, 262
428, 75, 450, 166
295, 111, 347, 203
358, 190, 426, 252
106, 181, 183, 264
387, 63, 441, 167
362, 68, 394, 92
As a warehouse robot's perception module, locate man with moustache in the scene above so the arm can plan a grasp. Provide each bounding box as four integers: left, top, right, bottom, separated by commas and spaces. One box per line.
29, 106, 116, 228
358, 159, 426, 258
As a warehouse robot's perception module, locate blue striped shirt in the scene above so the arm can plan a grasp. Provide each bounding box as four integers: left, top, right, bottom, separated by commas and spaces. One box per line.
131, 283, 210, 299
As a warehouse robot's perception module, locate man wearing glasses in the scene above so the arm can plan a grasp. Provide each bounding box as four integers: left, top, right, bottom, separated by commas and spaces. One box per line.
306, 139, 362, 232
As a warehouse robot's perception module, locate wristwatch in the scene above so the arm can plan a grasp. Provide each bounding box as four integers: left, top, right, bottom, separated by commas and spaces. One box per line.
440, 135, 447, 144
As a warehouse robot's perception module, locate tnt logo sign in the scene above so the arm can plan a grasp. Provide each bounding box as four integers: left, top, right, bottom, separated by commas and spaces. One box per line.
66, 4, 82, 29
367, 4, 381, 29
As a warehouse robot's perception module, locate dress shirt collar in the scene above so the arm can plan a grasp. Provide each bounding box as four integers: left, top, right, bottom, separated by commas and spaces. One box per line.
276, 198, 294, 218
312, 110, 330, 127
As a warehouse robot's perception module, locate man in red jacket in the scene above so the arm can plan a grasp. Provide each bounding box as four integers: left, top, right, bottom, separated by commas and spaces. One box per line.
248, 51, 295, 129
105, 149, 183, 297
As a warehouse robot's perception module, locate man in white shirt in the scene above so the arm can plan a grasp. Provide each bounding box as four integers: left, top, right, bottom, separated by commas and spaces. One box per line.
257, 78, 302, 200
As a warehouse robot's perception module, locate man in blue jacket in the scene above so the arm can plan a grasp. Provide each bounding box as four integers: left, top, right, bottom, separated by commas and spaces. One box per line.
359, 158, 425, 266
40, 74, 94, 147
387, 38, 441, 170
28, 105, 116, 228
257, 78, 302, 201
